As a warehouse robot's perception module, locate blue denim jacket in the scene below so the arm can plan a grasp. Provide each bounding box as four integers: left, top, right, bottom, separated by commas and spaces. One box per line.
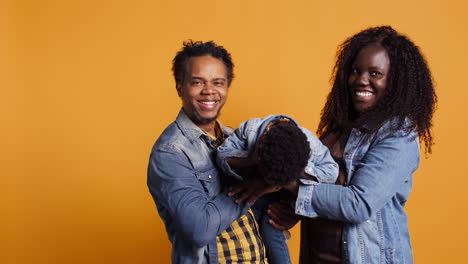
147, 110, 250, 264
216, 115, 338, 184
295, 119, 420, 264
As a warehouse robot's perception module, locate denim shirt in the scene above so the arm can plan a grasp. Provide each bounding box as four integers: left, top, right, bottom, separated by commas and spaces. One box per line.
216, 115, 338, 184
295, 119, 420, 264
147, 110, 250, 264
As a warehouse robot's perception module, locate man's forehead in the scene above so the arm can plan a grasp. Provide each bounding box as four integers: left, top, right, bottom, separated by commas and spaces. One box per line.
184, 57, 227, 79
189, 76, 226, 81
187, 56, 225, 68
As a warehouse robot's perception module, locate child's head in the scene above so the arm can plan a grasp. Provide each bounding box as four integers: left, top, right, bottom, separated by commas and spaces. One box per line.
255, 121, 311, 185
318, 25, 436, 153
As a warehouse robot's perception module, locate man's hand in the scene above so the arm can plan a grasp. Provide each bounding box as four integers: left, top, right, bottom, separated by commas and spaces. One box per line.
228, 177, 281, 206
267, 200, 301, 230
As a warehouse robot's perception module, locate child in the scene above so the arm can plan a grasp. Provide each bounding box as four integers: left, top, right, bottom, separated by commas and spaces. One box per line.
216, 115, 338, 264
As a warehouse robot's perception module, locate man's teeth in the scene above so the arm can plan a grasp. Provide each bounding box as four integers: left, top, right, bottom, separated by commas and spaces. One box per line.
201, 101, 215, 105
356, 91, 373, 97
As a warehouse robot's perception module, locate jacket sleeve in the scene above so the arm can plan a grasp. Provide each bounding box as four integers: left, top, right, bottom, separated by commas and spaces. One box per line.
300, 127, 339, 184
295, 131, 420, 223
216, 119, 259, 179
147, 145, 250, 247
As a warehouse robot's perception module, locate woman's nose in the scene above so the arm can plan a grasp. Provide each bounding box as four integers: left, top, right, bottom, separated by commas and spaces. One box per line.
356, 73, 370, 86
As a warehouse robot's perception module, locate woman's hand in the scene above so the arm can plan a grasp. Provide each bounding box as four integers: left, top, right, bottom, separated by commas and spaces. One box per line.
267, 200, 301, 230
228, 177, 281, 206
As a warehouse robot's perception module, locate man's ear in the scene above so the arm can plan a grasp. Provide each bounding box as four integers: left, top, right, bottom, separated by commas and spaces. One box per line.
176, 83, 182, 97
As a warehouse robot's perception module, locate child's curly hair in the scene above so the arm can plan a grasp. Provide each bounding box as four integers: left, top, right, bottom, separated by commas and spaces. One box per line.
256, 122, 311, 185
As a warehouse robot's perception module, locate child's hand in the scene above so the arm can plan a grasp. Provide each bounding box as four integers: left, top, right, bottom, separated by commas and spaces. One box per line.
228, 177, 280, 206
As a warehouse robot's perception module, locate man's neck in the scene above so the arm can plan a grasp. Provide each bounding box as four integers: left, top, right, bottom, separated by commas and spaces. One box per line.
197, 122, 217, 136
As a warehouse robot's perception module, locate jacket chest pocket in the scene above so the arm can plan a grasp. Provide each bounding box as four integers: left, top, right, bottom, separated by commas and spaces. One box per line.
195, 167, 222, 199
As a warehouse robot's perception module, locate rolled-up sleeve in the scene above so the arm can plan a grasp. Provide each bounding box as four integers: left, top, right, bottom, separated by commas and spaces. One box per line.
301, 127, 339, 184
295, 178, 320, 217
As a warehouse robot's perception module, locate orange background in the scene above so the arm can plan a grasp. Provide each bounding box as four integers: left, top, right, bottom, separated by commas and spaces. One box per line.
3, 0, 468, 263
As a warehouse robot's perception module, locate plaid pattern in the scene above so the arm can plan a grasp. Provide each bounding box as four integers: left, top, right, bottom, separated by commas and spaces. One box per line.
216, 209, 268, 264
204, 122, 225, 147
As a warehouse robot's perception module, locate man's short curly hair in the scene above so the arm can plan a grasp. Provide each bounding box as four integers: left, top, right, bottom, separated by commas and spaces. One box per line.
256, 122, 311, 185
172, 40, 234, 86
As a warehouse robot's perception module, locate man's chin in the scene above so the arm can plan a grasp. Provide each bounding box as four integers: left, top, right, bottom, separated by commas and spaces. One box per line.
194, 113, 219, 125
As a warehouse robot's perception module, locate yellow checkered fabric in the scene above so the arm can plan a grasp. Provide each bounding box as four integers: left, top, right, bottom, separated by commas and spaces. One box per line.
203, 122, 225, 147
216, 209, 268, 263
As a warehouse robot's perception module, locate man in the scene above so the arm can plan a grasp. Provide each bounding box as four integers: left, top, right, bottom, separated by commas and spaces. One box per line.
147, 40, 272, 264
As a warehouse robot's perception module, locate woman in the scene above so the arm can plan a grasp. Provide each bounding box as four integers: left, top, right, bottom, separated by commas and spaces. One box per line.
231, 26, 436, 263
285, 26, 437, 264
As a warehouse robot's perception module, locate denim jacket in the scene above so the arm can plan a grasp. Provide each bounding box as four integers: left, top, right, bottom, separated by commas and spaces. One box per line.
295, 119, 420, 264
147, 110, 250, 264
216, 115, 338, 184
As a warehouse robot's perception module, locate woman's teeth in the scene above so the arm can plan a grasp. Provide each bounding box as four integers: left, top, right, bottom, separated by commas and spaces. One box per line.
356, 91, 373, 97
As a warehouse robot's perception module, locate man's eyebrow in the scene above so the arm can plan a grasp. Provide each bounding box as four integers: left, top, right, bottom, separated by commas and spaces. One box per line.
190, 76, 226, 81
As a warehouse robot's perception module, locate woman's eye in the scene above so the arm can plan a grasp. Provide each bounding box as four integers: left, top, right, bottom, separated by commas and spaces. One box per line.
370, 71, 382, 76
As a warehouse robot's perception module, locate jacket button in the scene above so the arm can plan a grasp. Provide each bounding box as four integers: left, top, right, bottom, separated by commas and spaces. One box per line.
208, 175, 212, 179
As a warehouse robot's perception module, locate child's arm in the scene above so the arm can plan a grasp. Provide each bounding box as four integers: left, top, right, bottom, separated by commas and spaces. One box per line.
217, 118, 261, 180
299, 127, 339, 184
298, 170, 318, 182
226, 156, 257, 169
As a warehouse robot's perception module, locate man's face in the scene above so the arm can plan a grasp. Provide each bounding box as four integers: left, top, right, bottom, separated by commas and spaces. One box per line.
177, 55, 229, 127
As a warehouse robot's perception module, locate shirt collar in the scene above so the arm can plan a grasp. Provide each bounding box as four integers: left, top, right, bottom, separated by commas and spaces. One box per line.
175, 108, 231, 142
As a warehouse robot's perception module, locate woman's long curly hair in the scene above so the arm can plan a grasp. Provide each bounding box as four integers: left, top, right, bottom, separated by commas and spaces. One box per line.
317, 26, 437, 153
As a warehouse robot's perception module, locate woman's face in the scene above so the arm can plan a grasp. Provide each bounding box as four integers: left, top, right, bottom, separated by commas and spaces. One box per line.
348, 44, 390, 113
